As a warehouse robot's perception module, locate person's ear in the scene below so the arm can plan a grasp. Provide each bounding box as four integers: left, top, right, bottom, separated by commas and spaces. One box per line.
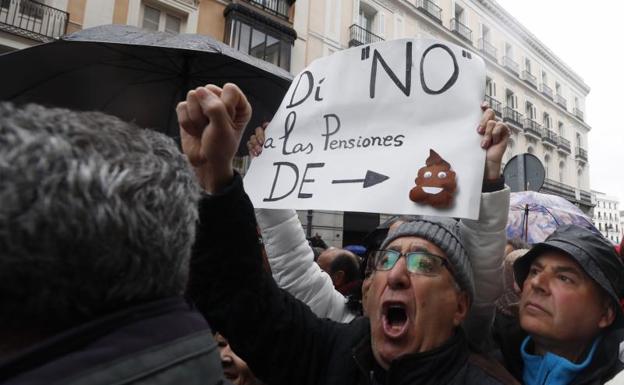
598, 302, 616, 329
332, 270, 345, 287
452, 291, 470, 326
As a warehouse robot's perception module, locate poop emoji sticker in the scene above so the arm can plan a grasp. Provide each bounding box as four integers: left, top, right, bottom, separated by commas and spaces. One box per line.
409, 149, 457, 208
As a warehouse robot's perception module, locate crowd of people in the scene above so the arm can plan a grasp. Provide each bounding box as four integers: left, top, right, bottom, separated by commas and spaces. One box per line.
0, 82, 623, 385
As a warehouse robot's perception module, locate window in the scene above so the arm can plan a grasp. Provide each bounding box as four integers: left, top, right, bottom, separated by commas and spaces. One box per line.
527, 146, 534, 154
543, 112, 551, 129
142, 4, 182, 34
505, 42, 512, 57
558, 121, 565, 137
226, 17, 293, 70
455, 4, 465, 23
599, 223, 602, 231
555, 82, 561, 95
506, 89, 516, 109
359, 2, 377, 32
19, 0, 44, 19
576, 132, 582, 147
559, 161, 565, 183
486, 77, 496, 97
482, 24, 491, 42
542, 70, 548, 84
525, 57, 532, 73
544, 154, 550, 177
525, 101, 536, 119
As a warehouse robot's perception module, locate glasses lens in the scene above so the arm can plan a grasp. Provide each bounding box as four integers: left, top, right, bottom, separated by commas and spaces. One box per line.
405, 252, 441, 275
375, 250, 400, 271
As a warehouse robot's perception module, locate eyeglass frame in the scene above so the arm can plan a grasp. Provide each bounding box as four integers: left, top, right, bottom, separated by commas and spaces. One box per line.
370, 249, 455, 278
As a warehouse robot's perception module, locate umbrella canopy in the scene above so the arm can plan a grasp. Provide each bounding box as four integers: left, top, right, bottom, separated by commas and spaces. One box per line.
0, 24, 293, 154
506, 191, 599, 245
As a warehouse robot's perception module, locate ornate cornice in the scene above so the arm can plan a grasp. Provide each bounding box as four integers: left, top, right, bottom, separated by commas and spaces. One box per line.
476, 0, 590, 95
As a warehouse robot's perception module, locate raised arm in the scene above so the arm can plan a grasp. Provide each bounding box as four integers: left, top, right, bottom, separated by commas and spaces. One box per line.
179, 84, 355, 384
461, 103, 510, 348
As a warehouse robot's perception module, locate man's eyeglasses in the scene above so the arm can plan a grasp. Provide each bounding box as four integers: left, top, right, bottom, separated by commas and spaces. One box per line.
370, 249, 452, 276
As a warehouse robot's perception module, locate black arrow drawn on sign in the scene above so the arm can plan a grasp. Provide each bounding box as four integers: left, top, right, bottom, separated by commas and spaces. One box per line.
332, 170, 390, 188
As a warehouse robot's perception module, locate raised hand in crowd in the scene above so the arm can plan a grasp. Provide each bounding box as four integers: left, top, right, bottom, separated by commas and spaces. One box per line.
176, 83, 252, 193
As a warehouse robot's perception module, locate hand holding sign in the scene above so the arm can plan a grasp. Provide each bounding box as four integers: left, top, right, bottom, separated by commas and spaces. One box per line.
244, 38, 493, 219
177, 83, 252, 193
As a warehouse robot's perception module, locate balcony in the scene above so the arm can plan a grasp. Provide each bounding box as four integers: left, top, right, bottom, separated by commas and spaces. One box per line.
557, 137, 571, 154
484, 95, 502, 117
541, 178, 576, 202
502, 56, 519, 75
248, 0, 291, 19
416, 0, 442, 24
348, 24, 384, 47
503, 106, 523, 128
522, 70, 537, 88
555, 94, 567, 109
0, 0, 68, 42
542, 130, 558, 147
523, 118, 543, 139
450, 18, 471, 43
574, 107, 584, 121
478, 39, 497, 62
575, 146, 588, 162
540, 83, 553, 100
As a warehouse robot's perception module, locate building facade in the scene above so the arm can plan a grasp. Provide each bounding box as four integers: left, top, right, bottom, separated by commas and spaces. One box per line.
0, 0, 296, 71
592, 191, 622, 244
1, 0, 594, 247
290, 0, 593, 246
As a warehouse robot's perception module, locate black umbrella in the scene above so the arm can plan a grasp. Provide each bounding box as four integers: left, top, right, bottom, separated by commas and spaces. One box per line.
0, 24, 293, 154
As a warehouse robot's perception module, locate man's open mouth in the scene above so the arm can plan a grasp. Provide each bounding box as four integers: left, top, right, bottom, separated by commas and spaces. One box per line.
422, 186, 443, 194
382, 303, 409, 339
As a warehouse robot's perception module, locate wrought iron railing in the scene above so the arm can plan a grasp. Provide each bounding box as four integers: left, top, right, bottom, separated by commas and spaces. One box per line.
523, 118, 543, 137
522, 70, 537, 88
478, 38, 497, 62
557, 137, 571, 152
248, 0, 290, 19
502, 56, 519, 75
575, 146, 588, 161
484, 95, 502, 117
540, 83, 553, 99
503, 106, 523, 127
450, 18, 471, 42
574, 107, 584, 121
542, 130, 558, 146
555, 94, 567, 109
348, 24, 384, 47
416, 0, 442, 23
0, 0, 68, 42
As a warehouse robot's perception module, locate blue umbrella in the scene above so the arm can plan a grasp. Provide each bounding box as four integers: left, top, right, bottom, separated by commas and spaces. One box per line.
506, 191, 599, 244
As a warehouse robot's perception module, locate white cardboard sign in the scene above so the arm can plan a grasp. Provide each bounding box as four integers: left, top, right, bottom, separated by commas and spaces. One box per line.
243, 38, 486, 219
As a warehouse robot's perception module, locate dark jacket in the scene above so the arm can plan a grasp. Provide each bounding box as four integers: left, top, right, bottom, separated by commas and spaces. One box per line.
499, 319, 624, 385
187, 174, 518, 385
0, 297, 228, 385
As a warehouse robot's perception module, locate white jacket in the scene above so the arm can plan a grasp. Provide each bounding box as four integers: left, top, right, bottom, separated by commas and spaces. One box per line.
256, 186, 510, 331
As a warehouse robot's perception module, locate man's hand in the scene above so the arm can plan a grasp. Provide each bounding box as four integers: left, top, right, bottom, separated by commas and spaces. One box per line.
176, 83, 252, 193
247, 121, 269, 158
477, 102, 510, 180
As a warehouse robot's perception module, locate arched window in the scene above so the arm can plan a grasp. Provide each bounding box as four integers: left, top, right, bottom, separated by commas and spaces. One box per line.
527, 146, 534, 154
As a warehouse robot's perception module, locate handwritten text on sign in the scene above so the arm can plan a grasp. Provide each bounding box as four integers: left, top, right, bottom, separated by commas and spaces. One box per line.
243, 38, 486, 219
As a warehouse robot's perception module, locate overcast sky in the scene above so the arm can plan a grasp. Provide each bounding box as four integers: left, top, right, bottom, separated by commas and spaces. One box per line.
494, 0, 624, 206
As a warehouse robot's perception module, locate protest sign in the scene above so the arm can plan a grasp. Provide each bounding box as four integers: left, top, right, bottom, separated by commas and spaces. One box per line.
243, 38, 486, 219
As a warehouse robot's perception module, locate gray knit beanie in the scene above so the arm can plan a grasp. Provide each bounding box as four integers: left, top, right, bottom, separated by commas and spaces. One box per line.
380, 217, 474, 303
